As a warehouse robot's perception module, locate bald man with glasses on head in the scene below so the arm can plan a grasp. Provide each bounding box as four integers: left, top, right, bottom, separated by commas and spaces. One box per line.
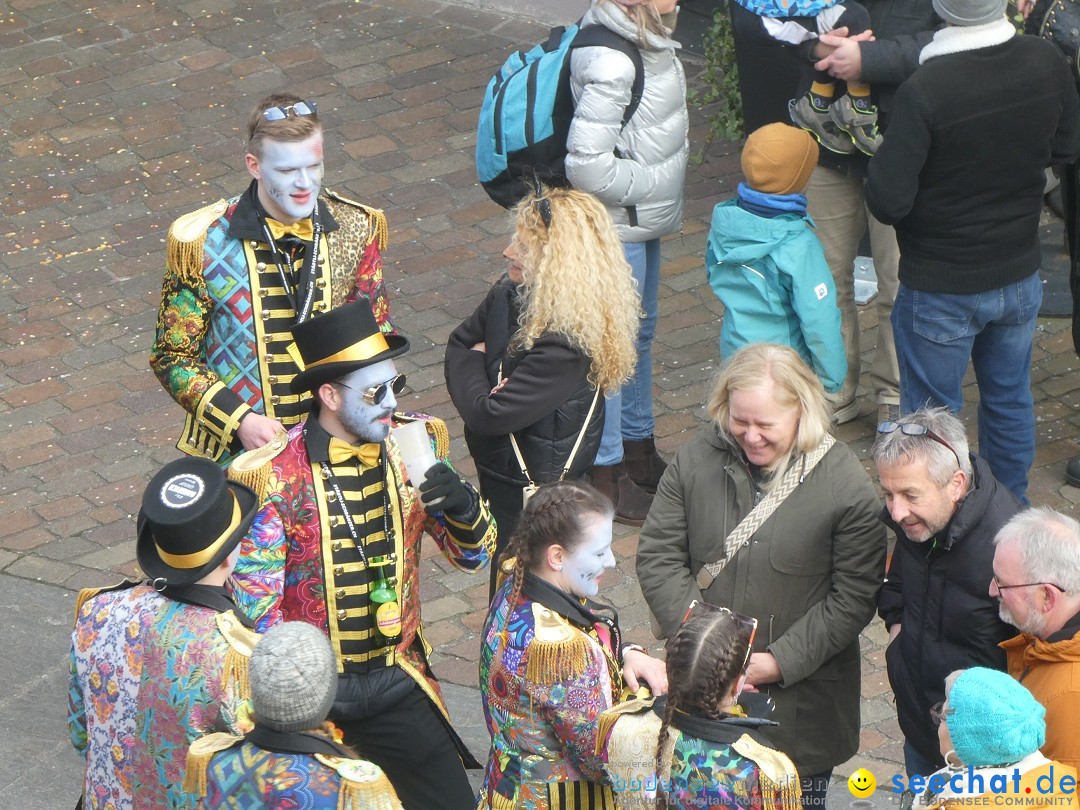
993, 508, 1080, 771
873, 406, 1022, 780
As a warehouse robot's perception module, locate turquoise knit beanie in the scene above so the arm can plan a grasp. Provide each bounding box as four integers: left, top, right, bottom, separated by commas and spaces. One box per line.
947, 668, 1046, 767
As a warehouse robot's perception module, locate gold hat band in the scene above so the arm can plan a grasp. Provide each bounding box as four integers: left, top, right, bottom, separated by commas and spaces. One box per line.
304, 332, 390, 370
155, 492, 242, 569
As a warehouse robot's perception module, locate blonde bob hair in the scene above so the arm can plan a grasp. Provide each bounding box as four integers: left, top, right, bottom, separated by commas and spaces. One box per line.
707, 344, 832, 489
510, 187, 639, 393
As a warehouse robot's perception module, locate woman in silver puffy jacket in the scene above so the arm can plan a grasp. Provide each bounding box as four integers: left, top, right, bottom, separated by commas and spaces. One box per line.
566, 0, 689, 525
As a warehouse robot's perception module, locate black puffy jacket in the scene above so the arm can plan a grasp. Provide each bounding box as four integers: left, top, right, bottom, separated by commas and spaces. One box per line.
877, 454, 1022, 767
444, 276, 603, 489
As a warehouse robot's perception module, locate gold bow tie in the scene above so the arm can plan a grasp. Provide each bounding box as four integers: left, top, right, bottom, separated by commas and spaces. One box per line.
266, 217, 314, 242
328, 438, 381, 469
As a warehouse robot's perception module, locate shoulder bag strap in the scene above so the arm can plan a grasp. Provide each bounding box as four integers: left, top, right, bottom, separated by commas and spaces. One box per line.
695, 434, 836, 591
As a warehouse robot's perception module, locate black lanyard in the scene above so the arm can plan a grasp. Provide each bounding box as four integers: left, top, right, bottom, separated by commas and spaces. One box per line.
315, 449, 396, 572
258, 207, 323, 323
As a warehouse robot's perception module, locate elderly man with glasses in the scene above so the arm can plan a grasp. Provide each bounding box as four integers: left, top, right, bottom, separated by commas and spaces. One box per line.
993, 508, 1080, 771
227, 300, 496, 810
150, 92, 394, 467
874, 407, 1022, 780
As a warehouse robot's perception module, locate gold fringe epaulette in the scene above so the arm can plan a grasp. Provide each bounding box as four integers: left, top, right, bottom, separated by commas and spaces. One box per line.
72, 580, 140, 625
525, 604, 592, 684
313, 755, 404, 810
325, 188, 388, 250
216, 611, 257, 702
732, 734, 802, 810
166, 199, 228, 286
595, 695, 656, 757
228, 429, 288, 502
183, 732, 243, 798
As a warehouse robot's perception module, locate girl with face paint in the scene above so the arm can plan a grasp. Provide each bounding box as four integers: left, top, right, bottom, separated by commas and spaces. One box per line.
476, 480, 667, 810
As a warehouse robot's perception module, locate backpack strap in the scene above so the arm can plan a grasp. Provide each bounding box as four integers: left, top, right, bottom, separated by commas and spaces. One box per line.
570, 24, 645, 127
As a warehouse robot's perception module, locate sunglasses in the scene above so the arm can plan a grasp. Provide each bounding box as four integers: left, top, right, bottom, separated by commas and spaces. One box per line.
877, 421, 963, 471
338, 373, 407, 406
682, 600, 758, 673
929, 700, 955, 726
261, 100, 317, 121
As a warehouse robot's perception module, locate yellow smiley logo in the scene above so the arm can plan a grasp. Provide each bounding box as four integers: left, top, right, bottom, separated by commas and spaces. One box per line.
847, 768, 877, 797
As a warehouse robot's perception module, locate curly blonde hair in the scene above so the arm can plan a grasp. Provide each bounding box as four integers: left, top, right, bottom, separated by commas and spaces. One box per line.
706, 344, 831, 490
510, 187, 639, 392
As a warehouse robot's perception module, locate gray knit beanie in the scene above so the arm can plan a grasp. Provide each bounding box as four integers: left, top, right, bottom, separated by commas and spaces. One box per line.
932, 0, 1006, 26
249, 622, 338, 733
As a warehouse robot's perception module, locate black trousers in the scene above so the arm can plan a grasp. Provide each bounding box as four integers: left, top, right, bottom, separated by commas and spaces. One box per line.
334, 678, 476, 810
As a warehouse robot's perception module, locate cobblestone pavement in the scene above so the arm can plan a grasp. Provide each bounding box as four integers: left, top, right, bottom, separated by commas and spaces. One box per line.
3, 0, 1080, 799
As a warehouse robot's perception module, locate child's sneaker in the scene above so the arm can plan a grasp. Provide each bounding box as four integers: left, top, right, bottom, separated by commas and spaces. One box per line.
788, 93, 856, 155
829, 95, 883, 155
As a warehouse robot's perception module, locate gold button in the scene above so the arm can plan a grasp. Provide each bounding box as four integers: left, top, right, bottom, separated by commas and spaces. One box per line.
329, 516, 339, 526
332, 540, 342, 552
327, 491, 337, 502
270, 395, 280, 405
334, 566, 344, 576
269, 376, 278, 384
337, 609, 347, 621
336, 589, 346, 599
250, 240, 259, 247
256, 262, 267, 270
316, 278, 326, 288
205, 402, 214, 413
258, 288, 268, 297
265, 354, 274, 363
263, 335, 273, 343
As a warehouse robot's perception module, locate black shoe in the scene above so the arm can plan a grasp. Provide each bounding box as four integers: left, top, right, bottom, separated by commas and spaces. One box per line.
1066, 456, 1080, 487
587, 463, 653, 526
623, 437, 668, 494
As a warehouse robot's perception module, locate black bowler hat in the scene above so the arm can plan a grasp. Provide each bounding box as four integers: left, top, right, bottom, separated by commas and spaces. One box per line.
136, 457, 258, 587
289, 298, 409, 394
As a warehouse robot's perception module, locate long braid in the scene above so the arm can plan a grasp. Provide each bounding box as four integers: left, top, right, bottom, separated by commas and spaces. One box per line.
654, 605, 754, 808
493, 480, 613, 673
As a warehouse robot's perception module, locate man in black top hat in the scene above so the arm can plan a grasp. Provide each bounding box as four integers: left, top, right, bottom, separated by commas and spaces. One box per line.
69, 457, 260, 810
228, 299, 496, 810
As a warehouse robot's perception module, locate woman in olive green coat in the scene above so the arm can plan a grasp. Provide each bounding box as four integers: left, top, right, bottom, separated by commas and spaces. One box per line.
636, 343, 886, 807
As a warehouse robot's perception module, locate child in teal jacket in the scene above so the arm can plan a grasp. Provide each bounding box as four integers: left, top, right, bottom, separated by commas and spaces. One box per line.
707, 123, 845, 393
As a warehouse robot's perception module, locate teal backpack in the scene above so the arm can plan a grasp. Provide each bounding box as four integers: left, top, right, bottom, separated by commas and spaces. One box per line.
475, 23, 644, 209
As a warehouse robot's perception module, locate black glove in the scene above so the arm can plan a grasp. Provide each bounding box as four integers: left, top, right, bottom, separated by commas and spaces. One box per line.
418, 462, 472, 516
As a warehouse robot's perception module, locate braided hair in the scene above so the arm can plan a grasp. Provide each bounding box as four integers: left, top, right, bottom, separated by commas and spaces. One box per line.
654, 604, 755, 810
494, 480, 613, 665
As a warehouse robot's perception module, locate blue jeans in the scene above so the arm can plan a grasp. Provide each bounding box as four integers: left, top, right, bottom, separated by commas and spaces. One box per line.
595, 238, 661, 466
904, 738, 941, 779
891, 272, 1041, 502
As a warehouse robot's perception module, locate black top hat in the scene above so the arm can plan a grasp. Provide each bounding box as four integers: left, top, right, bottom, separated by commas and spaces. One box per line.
289, 298, 409, 394
136, 457, 258, 587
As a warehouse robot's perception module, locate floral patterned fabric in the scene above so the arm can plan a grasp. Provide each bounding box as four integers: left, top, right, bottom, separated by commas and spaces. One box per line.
478, 581, 617, 809
201, 740, 399, 809
230, 421, 495, 716
69, 584, 254, 810
663, 734, 765, 810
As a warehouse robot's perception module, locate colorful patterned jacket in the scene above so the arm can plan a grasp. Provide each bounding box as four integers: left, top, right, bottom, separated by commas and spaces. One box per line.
479, 574, 624, 810
187, 731, 403, 810
601, 698, 802, 810
150, 184, 392, 466
68, 583, 257, 810
228, 413, 496, 729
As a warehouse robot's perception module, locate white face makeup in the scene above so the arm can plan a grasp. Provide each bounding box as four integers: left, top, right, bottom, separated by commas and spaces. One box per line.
559, 513, 616, 599
247, 132, 324, 224
335, 360, 399, 445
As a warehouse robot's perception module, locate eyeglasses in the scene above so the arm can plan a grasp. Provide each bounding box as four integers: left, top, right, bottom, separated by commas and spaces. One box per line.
338, 373, 406, 406
877, 421, 963, 471
682, 600, 759, 673
929, 701, 955, 726
261, 100, 317, 121
992, 576, 1066, 593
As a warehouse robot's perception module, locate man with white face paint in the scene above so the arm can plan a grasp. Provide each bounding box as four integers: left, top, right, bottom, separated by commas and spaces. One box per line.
229, 300, 497, 810
151, 92, 394, 467
873, 407, 1021, 778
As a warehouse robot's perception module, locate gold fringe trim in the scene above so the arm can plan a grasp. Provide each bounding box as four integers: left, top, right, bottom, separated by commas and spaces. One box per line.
594, 696, 656, 756
222, 646, 252, 701
183, 733, 242, 798
228, 430, 288, 501
732, 734, 802, 810
525, 607, 591, 683
166, 199, 227, 286
324, 188, 388, 250
314, 755, 404, 810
